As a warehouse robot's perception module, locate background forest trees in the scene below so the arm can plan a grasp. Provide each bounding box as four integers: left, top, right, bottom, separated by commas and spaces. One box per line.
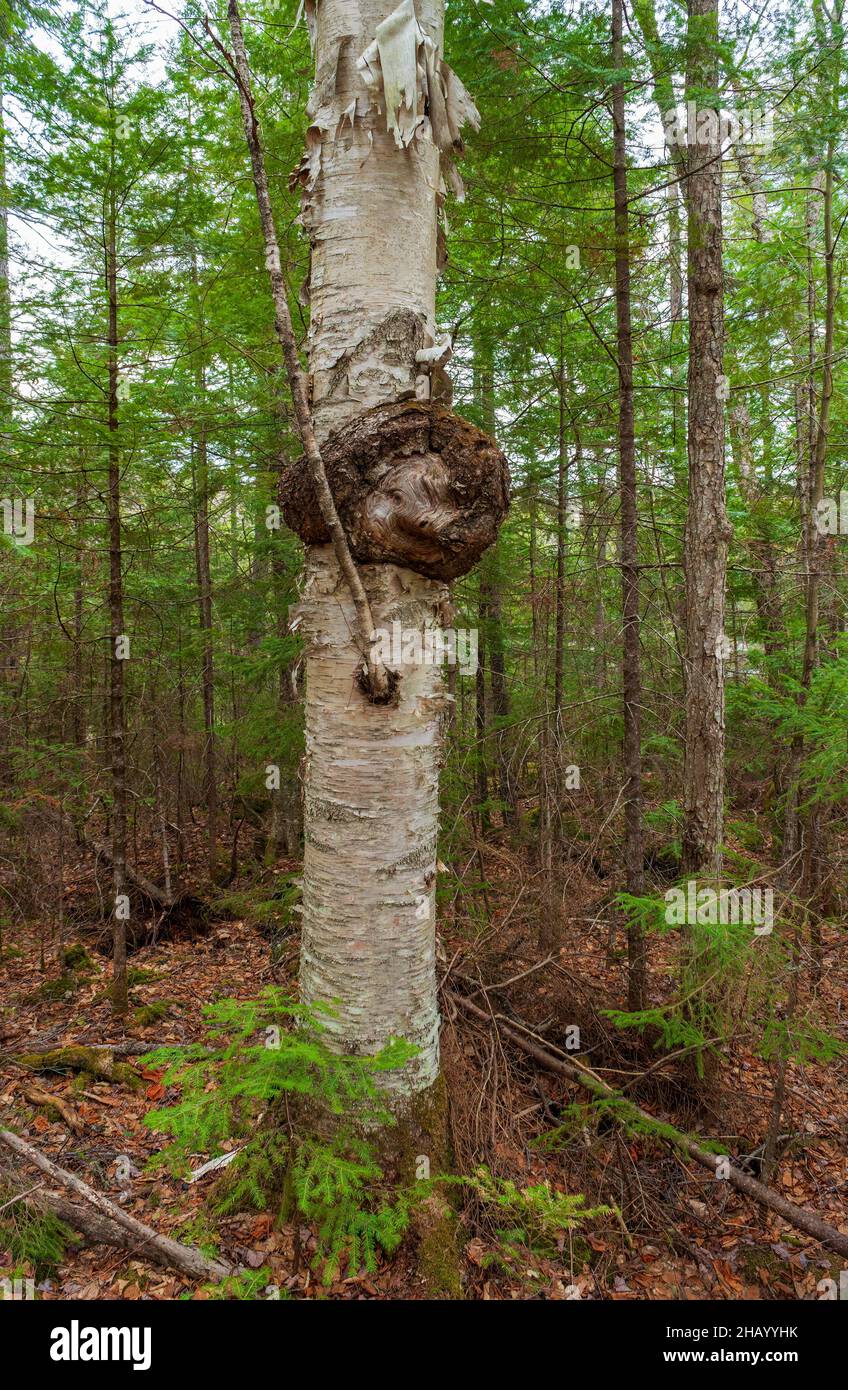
1, 0, 848, 1303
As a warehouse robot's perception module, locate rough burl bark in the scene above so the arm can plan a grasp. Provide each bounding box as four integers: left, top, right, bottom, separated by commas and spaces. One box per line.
280, 400, 509, 582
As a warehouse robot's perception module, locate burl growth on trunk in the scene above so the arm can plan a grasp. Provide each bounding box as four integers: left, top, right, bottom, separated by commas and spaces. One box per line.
281, 401, 510, 582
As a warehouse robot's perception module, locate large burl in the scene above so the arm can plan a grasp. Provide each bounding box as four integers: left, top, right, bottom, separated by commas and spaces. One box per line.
280, 401, 510, 582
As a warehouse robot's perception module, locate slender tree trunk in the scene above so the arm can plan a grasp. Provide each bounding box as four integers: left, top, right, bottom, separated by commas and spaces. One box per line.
528, 473, 539, 681
782, 162, 832, 885
106, 171, 128, 1017
554, 335, 566, 716
0, 4, 11, 420
478, 352, 513, 825
727, 397, 783, 657
680, 0, 731, 879
475, 579, 489, 830
594, 513, 608, 696
192, 422, 217, 877
782, 144, 835, 961
175, 632, 186, 873
485, 564, 512, 823
72, 472, 86, 747
184, 95, 218, 876
612, 0, 646, 1011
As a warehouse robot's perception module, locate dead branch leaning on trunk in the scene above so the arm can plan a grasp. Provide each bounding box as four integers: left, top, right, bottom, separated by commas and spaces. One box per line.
446, 991, 848, 1260
87, 835, 174, 908
0, 1129, 235, 1282
211, 0, 389, 702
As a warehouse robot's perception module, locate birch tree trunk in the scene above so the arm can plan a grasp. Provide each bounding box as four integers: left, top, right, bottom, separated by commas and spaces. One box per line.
295, 0, 452, 1098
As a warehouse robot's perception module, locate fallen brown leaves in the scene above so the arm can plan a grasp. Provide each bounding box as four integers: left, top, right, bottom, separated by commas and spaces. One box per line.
1, 827, 846, 1301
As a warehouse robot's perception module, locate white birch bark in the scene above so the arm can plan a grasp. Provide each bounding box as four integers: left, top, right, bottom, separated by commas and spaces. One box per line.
302, 0, 441, 432
294, 0, 454, 1094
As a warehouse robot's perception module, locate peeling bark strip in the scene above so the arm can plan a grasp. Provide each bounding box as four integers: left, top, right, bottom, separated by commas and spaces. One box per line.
294, 0, 478, 443
281, 401, 509, 581
355, 0, 479, 167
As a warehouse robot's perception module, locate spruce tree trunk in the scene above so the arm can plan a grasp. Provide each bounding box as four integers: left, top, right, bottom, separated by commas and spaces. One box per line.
478, 352, 512, 825
680, 0, 731, 879
190, 302, 218, 880
612, 0, 646, 1011
554, 343, 566, 717
782, 144, 835, 922
0, 4, 11, 420
188, 103, 218, 878
72, 472, 86, 748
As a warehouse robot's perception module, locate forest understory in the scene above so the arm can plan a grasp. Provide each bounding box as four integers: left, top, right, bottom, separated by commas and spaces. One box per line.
2, 804, 845, 1302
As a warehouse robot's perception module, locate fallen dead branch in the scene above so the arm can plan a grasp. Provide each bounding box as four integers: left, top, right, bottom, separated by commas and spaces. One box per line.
42, 805, 176, 910
447, 990, 848, 1260
26, 1189, 222, 1279
0, 1129, 235, 1282
87, 833, 175, 909
20, 1083, 84, 1135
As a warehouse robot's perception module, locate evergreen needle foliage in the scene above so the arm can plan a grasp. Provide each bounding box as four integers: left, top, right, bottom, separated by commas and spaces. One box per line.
461, 1166, 615, 1263
0, 1187, 76, 1279
142, 989, 420, 1283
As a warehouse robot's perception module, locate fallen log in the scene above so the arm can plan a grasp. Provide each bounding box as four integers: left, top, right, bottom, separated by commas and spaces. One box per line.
29, 1189, 228, 1282
447, 990, 848, 1260
0, 1130, 234, 1282
12, 1046, 142, 1089
87, 834, 174, 909
1, 1040, 157, 1072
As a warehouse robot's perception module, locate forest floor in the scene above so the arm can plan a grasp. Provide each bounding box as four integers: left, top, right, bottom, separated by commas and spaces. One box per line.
1, 827, 846, 1300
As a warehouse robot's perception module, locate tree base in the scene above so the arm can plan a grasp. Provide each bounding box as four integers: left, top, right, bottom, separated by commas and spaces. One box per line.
377, 1073, 464, 1300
